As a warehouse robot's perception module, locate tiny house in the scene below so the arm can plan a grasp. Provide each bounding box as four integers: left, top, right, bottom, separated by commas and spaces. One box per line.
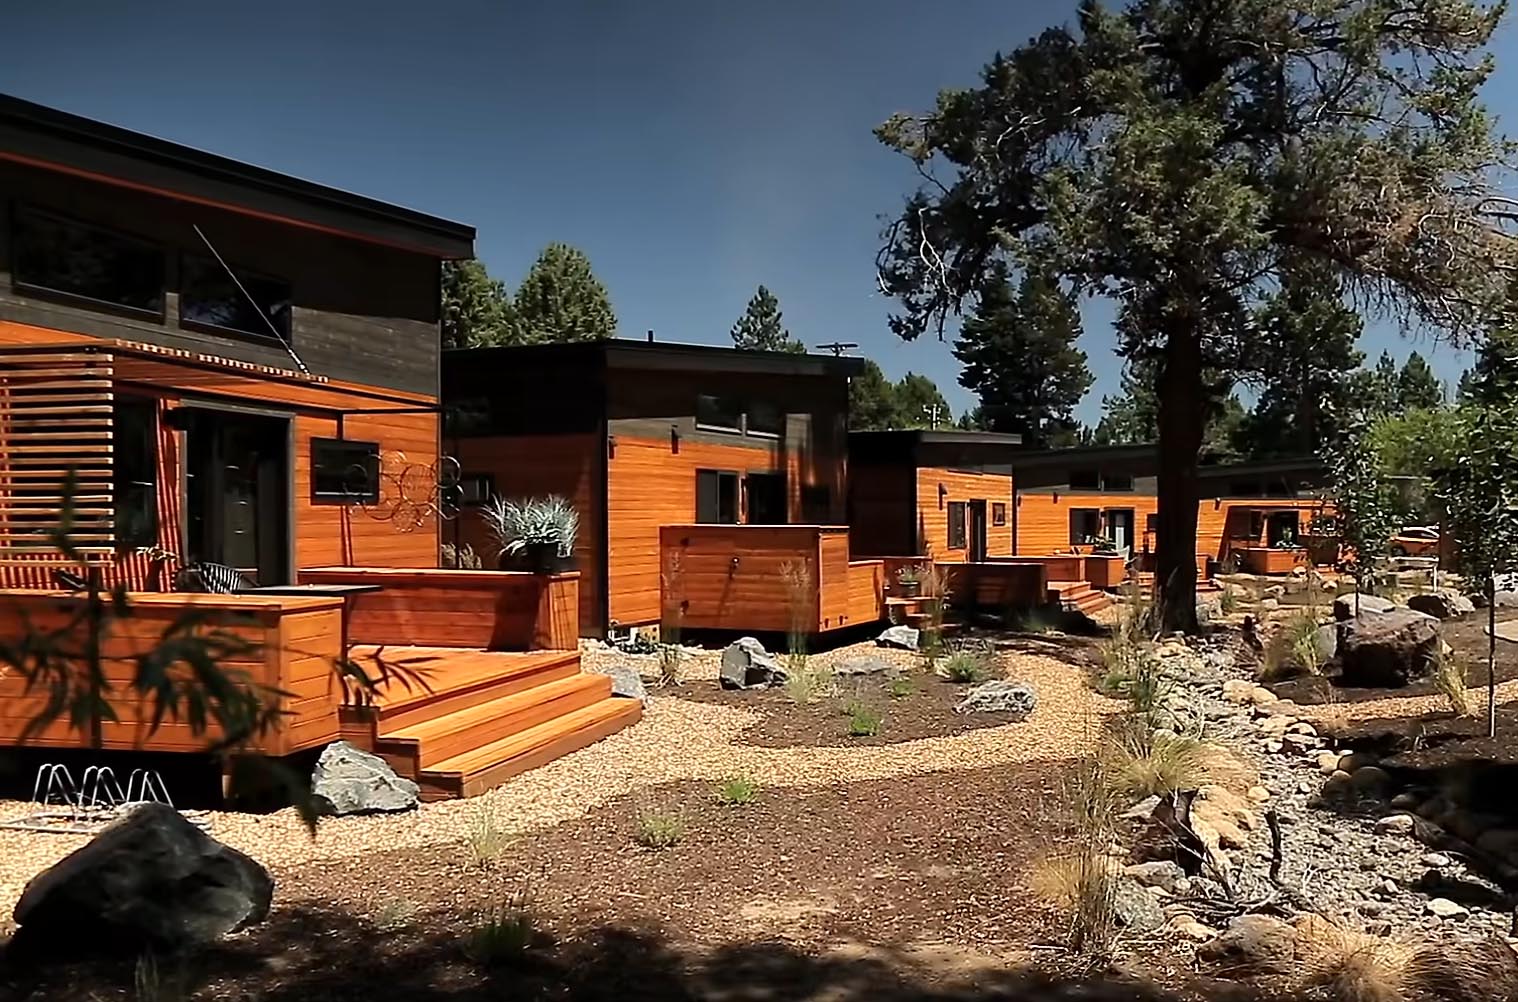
443, 341, 862, 636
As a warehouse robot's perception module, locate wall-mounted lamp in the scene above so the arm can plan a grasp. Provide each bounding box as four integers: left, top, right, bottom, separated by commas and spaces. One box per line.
938, 483, 947, 508
670, 424, 681, 453
606, 433, 617, 460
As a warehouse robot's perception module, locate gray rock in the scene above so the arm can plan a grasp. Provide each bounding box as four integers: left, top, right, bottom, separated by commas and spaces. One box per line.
1338, 608, 1440, 687
1125, 860, 1185, 892
833, 656, 892, 677
720, 637, 787, 689
1121, 795, 1162, 820
1199, 914, 1298, 973
953, 680, 1037, 717
13, 803, 272, 951
599, 664, 649, 703
1374, 814, 1416, 836
1333, 592, 1397, 621
1496, 591, 1518, 609
1112, 878, 1164, 931
875, 625, 920, 651
1426, 897, 1470, 920
1407, 591, 1476, 620
1314, 623, 1338, 663
312, 741, 419, 816
1421, 852, 1452, 867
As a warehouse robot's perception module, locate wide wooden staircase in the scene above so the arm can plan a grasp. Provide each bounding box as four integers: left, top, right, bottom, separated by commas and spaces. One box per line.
1048, 580, 1114, 616
340, 646, 641, 801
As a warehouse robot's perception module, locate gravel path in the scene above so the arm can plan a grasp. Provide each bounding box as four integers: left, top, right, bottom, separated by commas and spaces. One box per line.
1295, 676, 1518, 724
0, 640, 1115, 918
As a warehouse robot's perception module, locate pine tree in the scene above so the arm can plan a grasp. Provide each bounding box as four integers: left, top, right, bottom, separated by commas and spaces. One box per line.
513, 243, 616, 343
1397, 351, 1444, 411
730, 285, 805, 353
441, 260, 516, 349
849, 359, 904, 430
952, 265, 1093, 448
1092, 362, 1158, 445
894, 372, 952, 429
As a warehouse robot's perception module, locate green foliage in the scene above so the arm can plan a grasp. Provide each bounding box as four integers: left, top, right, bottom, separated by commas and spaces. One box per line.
634, 811, 685, 849
512, 243, 616, 343
953, 263, 1093, 446
845, 701, 883, 737
730, 285, 805, 353
441, 259, 517, 349
894, 371, 952, 429
466, 883, 537, 968
849, 359, 904, 430
875, 0, 1510, 632
887, 675, 915, 699
467, 801, 510, 866
1218, 585, 1237, 615
1090, 358, 1242, 460
716, 775, 758, 806
481, 494, 579, 559
937, 648, 991, 683
1398, 352, 1445, 412
1105, 728, 1214, 800
782, 660, 833, 705
1321, 419, 1402, 594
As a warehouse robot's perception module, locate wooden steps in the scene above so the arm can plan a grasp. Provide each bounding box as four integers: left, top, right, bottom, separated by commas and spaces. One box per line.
1048, 580, 1113, 615
341, 646, 641, 800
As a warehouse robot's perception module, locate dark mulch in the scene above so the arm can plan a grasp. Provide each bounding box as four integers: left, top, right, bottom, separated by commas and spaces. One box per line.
675, 670, 1020, 747
1331, 700, 1518, 771
1267, 608, 1518, 707
0, 763, 1263, 1001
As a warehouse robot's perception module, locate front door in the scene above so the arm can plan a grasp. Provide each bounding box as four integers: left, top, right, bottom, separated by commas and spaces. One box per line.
968, 500, 989, 561
1106, 508, 1135, 554
184, 408, 290, 584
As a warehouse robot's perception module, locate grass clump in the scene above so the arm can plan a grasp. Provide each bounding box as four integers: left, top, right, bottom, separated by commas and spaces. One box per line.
134, 953, 187, 1002
783, 660, 834, 704
937, 647, 992, 684
466, 883, 537, 968
1295, 914, 1417, 1002
1259, 612, 1325, 682
1218, 584, 1238, 615
1031, 754, 1119, 959
1432, 646, 1472, 717
634, 810, 685, 849
467, 802, 509, 866
1104, 724, 1217, 800
716, 774, 758, 806
845, 701, 883, 737
887, 675, 915, 699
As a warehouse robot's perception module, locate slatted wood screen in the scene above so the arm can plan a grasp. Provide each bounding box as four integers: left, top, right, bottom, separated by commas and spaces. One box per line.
0, 349, 115, 554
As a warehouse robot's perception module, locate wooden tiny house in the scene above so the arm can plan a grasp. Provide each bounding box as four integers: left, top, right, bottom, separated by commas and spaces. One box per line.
443, 341, 862, 636
0, 95, 640, 795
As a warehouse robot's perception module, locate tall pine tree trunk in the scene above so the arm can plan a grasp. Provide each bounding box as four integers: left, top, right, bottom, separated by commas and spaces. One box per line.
1155, 321, 1205, 634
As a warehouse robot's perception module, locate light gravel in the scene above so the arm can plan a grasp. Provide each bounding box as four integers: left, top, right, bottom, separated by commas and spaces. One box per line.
0, 639, 1117, 919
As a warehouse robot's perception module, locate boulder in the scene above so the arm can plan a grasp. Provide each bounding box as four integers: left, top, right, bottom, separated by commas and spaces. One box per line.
1111, 878, 1164, 931
1199, 914, 1298, 974
13, 803, 272, 952
312, 741, 420, 816
1426, 898, 1470, 920
875, 625, 920, 651
720, 637, 786, 690
1338, 608, 1440, 687
1407, 591, 1477, 620
598, 664, 650, 702
1333, 592, 1396, 621
1124, 860, 1185, 892
953, 679, 1037, 717
1313, 624, 1338, 663
1374, 814, 1416, 837
833, 656, 892, 677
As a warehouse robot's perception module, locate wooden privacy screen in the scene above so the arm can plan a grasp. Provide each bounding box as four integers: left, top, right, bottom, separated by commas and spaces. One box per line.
0, 349, 116, 555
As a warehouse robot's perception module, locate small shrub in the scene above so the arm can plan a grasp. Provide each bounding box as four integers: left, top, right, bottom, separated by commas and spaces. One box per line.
1259, 613, 1324, 682
845, 701, 883, 737
468, 802, 509, 866
937, 648, 991, 683
1105, 726, 1216, 800
656, 641, 682, 687
1218, 584, 1238, 615
1433, 647, 1472, 717
887, 675, 915, 699
1033, 755, 1118, 958
375, 897, 419, 931
634, 811, 685, 849
717, 774, 758, 806
1295, 914, 1415, 1002
783, 661, 834, 704
466, 883, 537, 968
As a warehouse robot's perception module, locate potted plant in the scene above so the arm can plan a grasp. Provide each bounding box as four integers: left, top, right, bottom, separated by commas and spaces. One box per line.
896, 564, 922, 598
481, 495, 579, 574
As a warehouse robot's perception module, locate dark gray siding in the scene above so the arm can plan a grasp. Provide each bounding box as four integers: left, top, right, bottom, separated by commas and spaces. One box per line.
0, 161, 440, 396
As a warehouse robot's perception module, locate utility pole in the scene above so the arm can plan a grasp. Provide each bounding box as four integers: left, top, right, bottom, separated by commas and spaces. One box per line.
922, 403, 942, 429
815, 341, 859, 357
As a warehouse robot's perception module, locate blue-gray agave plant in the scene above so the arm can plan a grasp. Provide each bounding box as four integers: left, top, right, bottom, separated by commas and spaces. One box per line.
482, 495, 579, 558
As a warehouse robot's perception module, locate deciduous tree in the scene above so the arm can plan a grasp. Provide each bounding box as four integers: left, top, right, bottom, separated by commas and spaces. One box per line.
876, 0, 1512, 630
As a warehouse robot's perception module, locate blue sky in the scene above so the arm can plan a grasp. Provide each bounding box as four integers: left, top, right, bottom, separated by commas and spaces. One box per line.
1, 1, 1502, 422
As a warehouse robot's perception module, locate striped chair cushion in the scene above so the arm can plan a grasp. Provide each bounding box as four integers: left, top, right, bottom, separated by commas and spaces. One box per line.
175, 562, 252, 595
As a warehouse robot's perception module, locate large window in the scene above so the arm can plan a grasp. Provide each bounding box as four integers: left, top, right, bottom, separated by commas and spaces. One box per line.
947, 501, 967, 549
746, 472, 786, 524
695, 395, 743, 433
112, 398, 159, 547
11, 206, 165, 315
181, 254, 292, 341
1070, 508, 1102, 546
1104, 472, 1134, 492
747, 401, 784, 437
696, 469, 740, 524
311, 438, 379, 503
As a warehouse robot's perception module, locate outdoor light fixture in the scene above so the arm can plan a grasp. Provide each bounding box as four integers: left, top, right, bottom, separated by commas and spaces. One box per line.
670, 424, 681, 452
606, 434, 617, 460
938, 483, 947, 508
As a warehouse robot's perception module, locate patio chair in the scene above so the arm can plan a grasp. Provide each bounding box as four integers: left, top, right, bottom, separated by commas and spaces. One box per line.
173, 562, 253, 595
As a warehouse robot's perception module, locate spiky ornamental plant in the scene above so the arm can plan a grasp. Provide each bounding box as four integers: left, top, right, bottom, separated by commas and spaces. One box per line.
877, 0, 1515, 632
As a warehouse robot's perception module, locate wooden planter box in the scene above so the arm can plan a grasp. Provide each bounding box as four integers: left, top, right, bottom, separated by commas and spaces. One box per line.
1238, 546, 1306, 576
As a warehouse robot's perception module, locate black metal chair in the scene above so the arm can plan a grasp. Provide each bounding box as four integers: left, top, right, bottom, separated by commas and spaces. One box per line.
174, 562, 253, 595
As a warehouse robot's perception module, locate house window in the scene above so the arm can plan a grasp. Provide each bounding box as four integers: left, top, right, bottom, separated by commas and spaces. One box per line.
113, 398, 159, 547
181, 254, 292, 341
11, 206, 165, 315
1145, 513, 1159, 533
1070, 508, 1102, 545
311, 438, 380, 503
992, 502, 1007, 526
1104, 472, 1134, 492
457, 473, 494, 506
695, 395, 743, 433
745, 472, 787, 525
947, 501, 967, 549
1069, 470, 1101, 491
696, 469, 740, 523
747, 402, 784, 437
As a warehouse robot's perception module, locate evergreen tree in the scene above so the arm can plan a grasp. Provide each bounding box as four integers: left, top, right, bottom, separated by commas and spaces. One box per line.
876, 0, 1509, 630
894, 372, 952, 429
441, 260, 516, 349
1091, 363, 1158, 445
730, 285, 805, 353
952, 265, 1093, 447
1397, 351, 1444, 411
1234, 259, 1363, 457
513, 243, 616, 343
849, 359, 905, 430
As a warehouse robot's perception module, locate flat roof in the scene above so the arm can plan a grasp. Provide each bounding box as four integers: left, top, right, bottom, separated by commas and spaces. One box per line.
444, 338, 866, 379
0, 93, 476, 259
849, 428, 1024, 467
